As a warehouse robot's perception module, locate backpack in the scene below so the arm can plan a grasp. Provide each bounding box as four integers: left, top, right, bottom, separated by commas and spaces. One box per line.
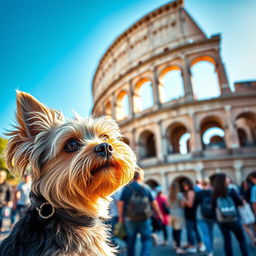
216, 196, 237, 223
200, 196, 214, 219
126, 185, 152, 221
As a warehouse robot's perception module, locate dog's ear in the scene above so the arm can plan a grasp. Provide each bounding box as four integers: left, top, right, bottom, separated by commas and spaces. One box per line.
16, 91, 62, 137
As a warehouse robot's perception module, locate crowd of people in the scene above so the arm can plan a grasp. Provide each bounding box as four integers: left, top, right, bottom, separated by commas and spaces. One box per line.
110, 168, 256, 256
0, 169, 31, 233
1, 167, 256, 256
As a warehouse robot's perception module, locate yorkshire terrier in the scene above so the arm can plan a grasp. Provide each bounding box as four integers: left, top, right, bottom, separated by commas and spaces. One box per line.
0, 91, 136, 256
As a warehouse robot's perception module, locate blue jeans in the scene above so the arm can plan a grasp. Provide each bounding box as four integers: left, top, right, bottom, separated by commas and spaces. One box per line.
186, 219, 202, 246
125, 218, 152, 256
218, 220, 249, 256
198, 219, 214, 253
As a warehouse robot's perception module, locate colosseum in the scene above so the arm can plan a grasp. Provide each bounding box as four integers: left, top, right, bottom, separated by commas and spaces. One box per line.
92, 0, 256, 191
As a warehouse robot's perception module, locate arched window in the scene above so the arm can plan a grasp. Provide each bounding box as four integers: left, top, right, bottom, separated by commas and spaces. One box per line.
116, 90, 130, 121
200, 117, 225, 149
167, 123, 191, 154
134, 79, 154, 113
105, 101, 111, 117
236, 112, 256, 147
159, 67, 184, 103
138, 130, 156, 159
191, 59, 220, 100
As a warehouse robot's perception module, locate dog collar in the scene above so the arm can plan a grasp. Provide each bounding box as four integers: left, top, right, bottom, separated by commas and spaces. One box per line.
29, 192, 97, 227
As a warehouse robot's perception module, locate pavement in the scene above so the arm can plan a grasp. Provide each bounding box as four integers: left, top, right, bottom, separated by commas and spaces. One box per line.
1, 217, 256, 256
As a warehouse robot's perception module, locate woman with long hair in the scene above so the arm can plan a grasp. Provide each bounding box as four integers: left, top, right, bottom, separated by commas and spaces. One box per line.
212, 173, 249, 256
182, 179, 205, 254
168, 181, 185, 254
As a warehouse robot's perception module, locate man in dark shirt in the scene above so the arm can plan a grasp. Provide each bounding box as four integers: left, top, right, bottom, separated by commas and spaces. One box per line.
117, 168, 163, 256
0, 169, 13, 232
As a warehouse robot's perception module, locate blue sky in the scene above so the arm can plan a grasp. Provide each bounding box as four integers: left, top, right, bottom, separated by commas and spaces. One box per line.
0, 0, 256, 137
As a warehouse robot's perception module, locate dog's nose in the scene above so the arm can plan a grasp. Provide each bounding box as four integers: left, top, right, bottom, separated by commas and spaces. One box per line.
95, 143, 114, 157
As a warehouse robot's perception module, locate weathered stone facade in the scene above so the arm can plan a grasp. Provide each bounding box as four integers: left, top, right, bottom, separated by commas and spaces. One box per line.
92, 0, 256, 191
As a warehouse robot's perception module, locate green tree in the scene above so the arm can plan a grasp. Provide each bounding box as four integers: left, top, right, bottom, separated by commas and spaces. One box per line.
0, 136, 7, 169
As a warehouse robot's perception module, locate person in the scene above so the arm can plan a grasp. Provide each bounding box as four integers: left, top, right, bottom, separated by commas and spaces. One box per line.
240, 177, 256, 246
182, 179, 205, 254
117, 168, 163, 256
155, 186, 169, 246
212, 173, 249, 256
195, 179, 215, 256
250, 171, 256, 216
0, 169, 13, 232
108, 188, 125, 247
168, 181, 186, 254
13, 174, 32, 222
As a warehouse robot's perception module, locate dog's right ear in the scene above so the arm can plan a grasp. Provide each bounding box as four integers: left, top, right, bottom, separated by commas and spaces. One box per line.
16, 91, 62, 137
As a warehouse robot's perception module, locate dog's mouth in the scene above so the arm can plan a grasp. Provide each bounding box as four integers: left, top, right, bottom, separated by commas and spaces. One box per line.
91, 161, 117, 175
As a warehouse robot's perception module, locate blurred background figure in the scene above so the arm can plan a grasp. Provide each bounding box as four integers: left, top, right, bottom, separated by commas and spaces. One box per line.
0, 170, 13, 233
168, 181, 185, 254
212, 173, 248, 256
12, 173, 32, 224
155, 186, 169, 246
182, 179, 205, 254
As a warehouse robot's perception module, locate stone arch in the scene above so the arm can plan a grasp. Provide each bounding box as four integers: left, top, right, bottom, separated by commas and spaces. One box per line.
134, 78, 154, 113
200, 115, 226, 149
145, 179, 160, 189
105, 101, 112, 117
116, 90, 129, 121
235, 111, 256, 147
166, 122, 191, 154
138, 129, 157, 159
159, 65, 184, 103
190, 56, 220, 100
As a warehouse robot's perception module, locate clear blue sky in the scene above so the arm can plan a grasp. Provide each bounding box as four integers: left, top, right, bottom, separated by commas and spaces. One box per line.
0, 0, 256, 137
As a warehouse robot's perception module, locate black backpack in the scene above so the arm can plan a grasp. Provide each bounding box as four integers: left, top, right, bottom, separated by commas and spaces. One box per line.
216, 196, 237, 222
126, 185, 152, 221
200, 195, 214, 219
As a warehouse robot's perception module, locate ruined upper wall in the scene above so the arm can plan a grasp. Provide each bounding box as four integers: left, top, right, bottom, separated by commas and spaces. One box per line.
92, 0, 207, 102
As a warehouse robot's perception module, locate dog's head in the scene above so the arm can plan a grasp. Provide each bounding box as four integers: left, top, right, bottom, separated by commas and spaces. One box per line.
6, 91, 136, 217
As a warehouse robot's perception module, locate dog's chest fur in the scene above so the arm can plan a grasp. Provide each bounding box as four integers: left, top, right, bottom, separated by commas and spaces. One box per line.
0, 208, 115, 256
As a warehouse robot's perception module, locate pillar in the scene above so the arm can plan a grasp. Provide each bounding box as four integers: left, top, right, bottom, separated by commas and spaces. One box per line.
190, 113, 202, 156
111, 93, 116, 120
216, 56, 231, 94
128, 80, 135, 118
152, 67, 161, 108
224, 105, 240, 149
182, 56, 194, 100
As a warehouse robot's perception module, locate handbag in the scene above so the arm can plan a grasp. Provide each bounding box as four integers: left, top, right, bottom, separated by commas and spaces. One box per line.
113, 222, 127, 240
238, 203, 255, 225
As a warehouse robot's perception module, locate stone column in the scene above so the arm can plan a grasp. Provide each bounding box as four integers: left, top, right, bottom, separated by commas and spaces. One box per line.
156, 122, 165, 163
190, 113, 202, 156
224, 105, 240, 149
234, 160, 243, 184
152, 67, 161, 109
111, 93, 116, 120
182, 56, 194, 100
128, 80, 135, 118
216, 56, 231, 94
157, 120, 167, 163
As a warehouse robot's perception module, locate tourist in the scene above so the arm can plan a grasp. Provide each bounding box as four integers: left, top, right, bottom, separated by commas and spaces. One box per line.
182, 179, 205, 254
117, 168, 163, 256
212, 173, 249, 256
155, 186, 169, 246
169, 181, 186, 254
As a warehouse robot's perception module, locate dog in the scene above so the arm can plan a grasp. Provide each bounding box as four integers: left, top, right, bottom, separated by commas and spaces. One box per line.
0, 91, 136, 256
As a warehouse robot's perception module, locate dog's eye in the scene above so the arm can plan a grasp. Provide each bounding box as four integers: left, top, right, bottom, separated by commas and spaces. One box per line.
100, 134, 109, 141
64, 139, 81, 152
